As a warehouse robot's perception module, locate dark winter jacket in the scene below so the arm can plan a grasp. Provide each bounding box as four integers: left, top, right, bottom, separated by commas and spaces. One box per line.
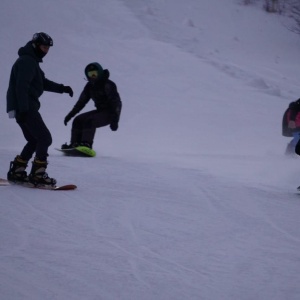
282, 99, 300, 137
68, 68, 122, 124
6, 41, 65, 114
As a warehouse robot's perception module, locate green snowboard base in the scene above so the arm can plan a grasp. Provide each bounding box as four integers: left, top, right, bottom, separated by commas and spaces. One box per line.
55, 146, 96, 157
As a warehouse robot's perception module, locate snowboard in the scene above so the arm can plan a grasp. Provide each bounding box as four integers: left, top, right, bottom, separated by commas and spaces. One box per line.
55, 146, 96, 157
0, 178, 77, 190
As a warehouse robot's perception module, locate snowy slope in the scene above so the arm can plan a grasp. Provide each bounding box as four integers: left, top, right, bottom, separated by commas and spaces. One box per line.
1, 0, 300, 299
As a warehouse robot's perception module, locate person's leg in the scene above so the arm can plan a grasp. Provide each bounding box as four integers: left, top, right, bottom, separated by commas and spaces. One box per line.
19, 110, 52, 161
291, 131, 300, 147
8, 110, 52, 182
17, 110, 55, 185
287, 131, 300, 156
70, 114, 84, 145
71, 110, 110, 147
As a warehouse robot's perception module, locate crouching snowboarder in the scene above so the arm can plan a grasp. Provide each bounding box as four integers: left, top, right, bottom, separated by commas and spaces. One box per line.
61, 62, 122, 150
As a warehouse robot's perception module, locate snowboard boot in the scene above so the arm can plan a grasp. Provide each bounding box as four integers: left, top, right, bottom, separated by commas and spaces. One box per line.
61, 142, 92, 149
7, 155, 29, 183
61, 143, 73, 150
79, 142, 92, 149
61, 142, 79, 150
28, 158, 57, 186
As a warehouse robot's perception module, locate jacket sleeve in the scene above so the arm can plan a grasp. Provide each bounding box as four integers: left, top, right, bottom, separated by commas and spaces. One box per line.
43, 78, 64, 93
39, 67, 64, 93
68, 84, 91, 116
105, 81, 122, 123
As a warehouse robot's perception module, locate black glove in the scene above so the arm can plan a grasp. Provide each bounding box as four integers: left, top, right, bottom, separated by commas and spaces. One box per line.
110, 122, 118, 131
64, 112, 74, 126
16, 112, 27, 124
63, 86, 73, 97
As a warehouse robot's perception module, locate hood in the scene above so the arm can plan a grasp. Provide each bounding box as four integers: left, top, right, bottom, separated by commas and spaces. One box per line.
84, 62, 105, 80
18, 41, 42, 62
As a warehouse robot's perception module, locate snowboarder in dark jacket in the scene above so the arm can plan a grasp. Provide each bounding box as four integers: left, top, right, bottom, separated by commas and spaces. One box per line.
282, 99, 300, 155
62, 62, 122, 149
6, 32, 74, 186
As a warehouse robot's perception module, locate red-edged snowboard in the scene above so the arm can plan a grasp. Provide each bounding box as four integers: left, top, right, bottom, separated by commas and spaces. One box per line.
0, 178, 76, 190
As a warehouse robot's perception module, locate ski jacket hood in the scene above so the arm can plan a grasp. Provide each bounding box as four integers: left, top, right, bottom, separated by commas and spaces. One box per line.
18, 41, 43, 62
84, 62, 105, 81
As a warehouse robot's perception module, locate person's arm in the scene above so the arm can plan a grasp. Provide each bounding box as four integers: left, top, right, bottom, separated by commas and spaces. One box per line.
64, 84, 90, 126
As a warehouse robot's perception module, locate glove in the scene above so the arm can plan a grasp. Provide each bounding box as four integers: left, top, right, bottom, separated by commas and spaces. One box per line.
64, 112, 74, 126
110, 122, 118, 131
16, 112, 27, 124
63, 86, 73, 97
288, 120, 296, 129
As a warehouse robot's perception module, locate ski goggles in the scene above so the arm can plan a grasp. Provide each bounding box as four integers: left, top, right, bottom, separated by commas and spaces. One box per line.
87, 70, 98, 77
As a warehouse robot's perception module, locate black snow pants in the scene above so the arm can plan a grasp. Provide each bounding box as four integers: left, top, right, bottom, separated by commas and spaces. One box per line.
70, 110, 111, 146
17, 110, 52, 161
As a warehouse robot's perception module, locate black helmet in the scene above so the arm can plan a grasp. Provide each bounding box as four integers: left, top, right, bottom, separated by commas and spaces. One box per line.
32, 32, 53, 46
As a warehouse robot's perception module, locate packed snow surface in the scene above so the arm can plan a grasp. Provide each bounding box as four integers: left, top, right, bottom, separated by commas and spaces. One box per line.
1, 0, 300, 299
